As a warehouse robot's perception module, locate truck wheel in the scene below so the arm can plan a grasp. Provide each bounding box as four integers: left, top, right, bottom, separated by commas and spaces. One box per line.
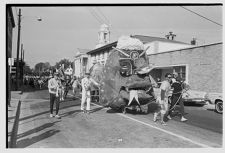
215, 101, 223, 114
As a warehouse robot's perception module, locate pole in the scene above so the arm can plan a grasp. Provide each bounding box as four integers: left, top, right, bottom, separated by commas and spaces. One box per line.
20, 44, 23, 86
22, 49, 24, 61
20, 44, 23, 62
16, 9, 21, 91
21, 45, 24, 88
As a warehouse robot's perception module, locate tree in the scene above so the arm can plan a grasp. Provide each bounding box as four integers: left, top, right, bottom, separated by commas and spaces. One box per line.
24, 63, 32, 74
55, 59, 72, 70
34, 62, 45, 74
34, 62, 52, 75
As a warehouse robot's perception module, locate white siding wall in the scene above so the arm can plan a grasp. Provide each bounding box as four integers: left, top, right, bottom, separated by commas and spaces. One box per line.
145, 41, 192, 55
157, 41, 192, 53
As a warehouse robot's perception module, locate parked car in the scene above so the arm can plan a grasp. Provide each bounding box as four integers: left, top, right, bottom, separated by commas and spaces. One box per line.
153, 87, 208, 106
206, 92, 223, 114
182, 90, 208, 105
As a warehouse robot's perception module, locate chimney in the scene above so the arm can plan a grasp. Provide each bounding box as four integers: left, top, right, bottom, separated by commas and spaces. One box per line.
191, 38, 196, 45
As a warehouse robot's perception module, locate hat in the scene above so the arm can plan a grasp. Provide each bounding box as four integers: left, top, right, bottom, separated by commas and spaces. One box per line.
136, 66, 152, 74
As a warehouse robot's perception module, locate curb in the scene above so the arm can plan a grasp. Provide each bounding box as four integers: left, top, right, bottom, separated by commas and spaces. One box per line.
9, 100, 21, 148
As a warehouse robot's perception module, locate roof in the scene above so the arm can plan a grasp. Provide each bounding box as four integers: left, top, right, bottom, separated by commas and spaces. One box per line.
77, 48, 90, 53
87, 41, 117, 55
148, 42, 222, 56
75, 48, 90, 57
131, 35, 190, 45
87, 34, 191, 55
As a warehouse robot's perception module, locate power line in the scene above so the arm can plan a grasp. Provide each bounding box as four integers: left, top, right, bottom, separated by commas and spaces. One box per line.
95, 7, 110, 25
180, 6, 222, 26
91, 8, 105, 24
87, 7, 104, 24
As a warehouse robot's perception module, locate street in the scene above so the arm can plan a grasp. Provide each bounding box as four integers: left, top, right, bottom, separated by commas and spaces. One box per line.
8, 89, 222, 148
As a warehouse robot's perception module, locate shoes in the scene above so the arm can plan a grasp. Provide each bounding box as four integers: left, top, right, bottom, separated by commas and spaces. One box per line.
153, 113, 158, 122
161, 121, 167, 126
167, 115, 172, 120
50, 114, 54, 118
181, 117, 188, 122
55, 114, 61, 119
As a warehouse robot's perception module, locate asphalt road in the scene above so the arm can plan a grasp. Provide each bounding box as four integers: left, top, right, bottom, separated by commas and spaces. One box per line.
14, 89, 222, 148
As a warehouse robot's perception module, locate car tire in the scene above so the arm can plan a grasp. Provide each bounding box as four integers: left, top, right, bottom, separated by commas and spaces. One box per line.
215, 100, 223, 114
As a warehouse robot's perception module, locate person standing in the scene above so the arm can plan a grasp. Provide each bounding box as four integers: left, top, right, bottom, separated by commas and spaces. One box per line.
48, 72, 61, 119
72, 76, 80, 98
153, 73, 172, 125
167, 72, 188, 122
81, 73, 99, 114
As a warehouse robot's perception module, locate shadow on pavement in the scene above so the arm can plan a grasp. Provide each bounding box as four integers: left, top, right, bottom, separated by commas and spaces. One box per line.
18, 103, 81, 122
90, 106, 105, 113
106, 108, 147, 115
17, 121, 61, 140
16, 129, 60, 148
60, 110, 82, 118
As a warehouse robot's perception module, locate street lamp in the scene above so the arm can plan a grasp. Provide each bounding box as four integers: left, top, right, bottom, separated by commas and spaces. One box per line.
15, 8, 42, 91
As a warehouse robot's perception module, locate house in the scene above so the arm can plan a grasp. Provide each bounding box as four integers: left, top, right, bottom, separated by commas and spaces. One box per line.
87, 41, 117, 70
73, 48, 90, 78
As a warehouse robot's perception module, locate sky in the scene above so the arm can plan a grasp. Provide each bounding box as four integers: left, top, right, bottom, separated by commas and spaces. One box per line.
11, 5, 222, 69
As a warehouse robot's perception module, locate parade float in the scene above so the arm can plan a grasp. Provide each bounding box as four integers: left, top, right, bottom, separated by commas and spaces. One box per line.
90, 36, 159, 114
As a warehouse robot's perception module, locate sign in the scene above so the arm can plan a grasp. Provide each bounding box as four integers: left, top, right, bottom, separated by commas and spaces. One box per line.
8, 58, 14, 66
11, 67, 16, 74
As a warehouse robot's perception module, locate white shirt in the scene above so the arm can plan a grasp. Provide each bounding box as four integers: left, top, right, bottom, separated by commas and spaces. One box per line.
81, 77, 98, 91
48, 78, 58, 94
160, 80, 171, 98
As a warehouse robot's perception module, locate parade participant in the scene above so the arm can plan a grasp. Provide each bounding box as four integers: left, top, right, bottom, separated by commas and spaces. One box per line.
64, 65, 73, 76
48, 72, 61, 119
63, 75, 71, 99
153, 73, 172, 125
72, 76, 80, 98
167, 72, 188, 122
81, 72, 99, 114
57, 78, 64, 101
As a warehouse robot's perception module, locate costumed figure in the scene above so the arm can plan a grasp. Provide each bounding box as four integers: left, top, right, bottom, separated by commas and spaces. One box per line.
97, 36, 158, 114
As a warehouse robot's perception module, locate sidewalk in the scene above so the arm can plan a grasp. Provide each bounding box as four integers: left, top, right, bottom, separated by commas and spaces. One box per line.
7, 91, 28, 148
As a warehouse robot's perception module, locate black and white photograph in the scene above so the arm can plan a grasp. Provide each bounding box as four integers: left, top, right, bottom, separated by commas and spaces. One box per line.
2, 0, 224, 149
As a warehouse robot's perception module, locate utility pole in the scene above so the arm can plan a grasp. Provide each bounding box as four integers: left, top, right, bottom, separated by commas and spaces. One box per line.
20, 44, 23, 86
22, 49, 25, 84
16, 8, 21, 91
20, 44, 23, 62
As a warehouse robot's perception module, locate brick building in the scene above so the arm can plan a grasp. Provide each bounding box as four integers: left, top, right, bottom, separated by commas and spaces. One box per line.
148, 42, 222, 93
